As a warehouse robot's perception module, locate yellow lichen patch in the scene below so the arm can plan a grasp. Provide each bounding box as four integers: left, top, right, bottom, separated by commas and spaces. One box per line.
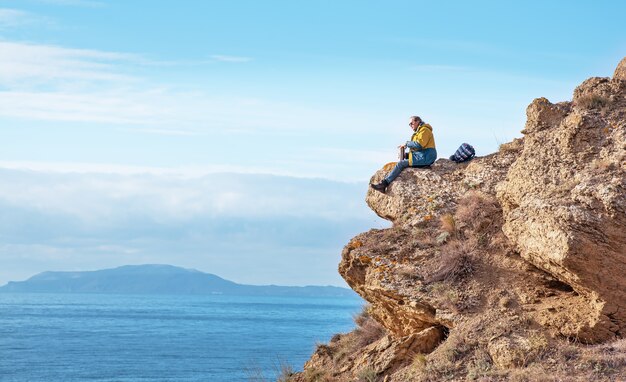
358, 255, 371, 264
383, 162, 397, 171
423, 214, 433, 221
348, 239, 363, 250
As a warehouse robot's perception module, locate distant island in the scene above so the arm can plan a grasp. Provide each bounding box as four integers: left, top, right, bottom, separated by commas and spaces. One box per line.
0, 264, 359, 298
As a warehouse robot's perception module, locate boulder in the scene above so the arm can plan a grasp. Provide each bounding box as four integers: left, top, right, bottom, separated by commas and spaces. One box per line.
614, 57, 626, 81
497, 58, 626, 342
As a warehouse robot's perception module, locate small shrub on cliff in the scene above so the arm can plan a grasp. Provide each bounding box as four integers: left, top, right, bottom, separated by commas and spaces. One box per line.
244, 365, 267, 382
314, 342, 332, 357
397, 263, 419, 280
276, 362, 295, 382
466, 348, 493, 380
576, 338, 626, 378
423, 241, 477, 283
357, 367, 378, 382
329, 333, 342, 343
414, 333, 477, 381
302, 367, 331, 382
429, 282, 460, 309
576, 94, 610, 110
413, 353, 427, 368
353, 305, 373, 327
329, 306, 387, 364
454, 191, 500, 236
523, 333, 549, 365
353, 306, 386, 348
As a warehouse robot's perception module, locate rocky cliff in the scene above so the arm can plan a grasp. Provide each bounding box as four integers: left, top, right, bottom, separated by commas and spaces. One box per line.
292, 58, 626, 382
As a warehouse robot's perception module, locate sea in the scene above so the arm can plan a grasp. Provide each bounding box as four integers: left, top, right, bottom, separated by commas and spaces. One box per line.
0, 293, 363, 382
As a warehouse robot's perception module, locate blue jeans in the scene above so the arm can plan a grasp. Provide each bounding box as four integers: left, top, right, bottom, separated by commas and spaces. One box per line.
384, 160, 409, 183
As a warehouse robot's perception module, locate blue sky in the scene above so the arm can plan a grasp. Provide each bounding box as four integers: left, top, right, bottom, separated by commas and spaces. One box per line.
0, 0, 624, 286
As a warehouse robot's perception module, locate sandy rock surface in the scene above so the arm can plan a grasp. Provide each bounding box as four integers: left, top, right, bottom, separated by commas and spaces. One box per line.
497, 66, 626, 342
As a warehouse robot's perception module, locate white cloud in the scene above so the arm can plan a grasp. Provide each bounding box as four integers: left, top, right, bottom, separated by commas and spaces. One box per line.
0, 166, 371, 222
0, 41, 138, 87
0, 167, 385, 286
0, 160, 292, 178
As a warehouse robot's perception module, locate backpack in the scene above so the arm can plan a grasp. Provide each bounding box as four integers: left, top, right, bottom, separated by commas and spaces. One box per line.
449, 143, 475, 163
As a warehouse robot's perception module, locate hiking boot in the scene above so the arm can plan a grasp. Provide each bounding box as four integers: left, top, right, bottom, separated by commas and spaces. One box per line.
370, 179, 389, 193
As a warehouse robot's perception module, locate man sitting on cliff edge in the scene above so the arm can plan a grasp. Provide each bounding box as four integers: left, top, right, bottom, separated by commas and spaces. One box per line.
370, 115, 437, 193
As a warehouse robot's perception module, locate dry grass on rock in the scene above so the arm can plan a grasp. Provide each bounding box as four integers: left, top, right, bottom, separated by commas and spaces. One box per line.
289, 305, 388, 382
575, 93, 611, 110
454, 191, 501, 237
422, 240, 478, 283
352, 306, 387, 348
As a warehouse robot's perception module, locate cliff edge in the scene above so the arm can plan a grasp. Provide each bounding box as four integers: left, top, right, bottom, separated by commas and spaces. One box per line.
293, 57, 626, 382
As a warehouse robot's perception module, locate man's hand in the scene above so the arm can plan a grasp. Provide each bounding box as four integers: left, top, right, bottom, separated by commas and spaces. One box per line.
398, 144, 406, 150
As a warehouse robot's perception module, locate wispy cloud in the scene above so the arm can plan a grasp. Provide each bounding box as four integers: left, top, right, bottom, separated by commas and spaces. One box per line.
0, 8, 28, 26
0, 41, 138, 87
0, 90, 161, 124
34, 0, 105, 7
210, 54, 252, 63
0, 40, 373, 135
0, 8, 50, 28
0, 87, 373, 135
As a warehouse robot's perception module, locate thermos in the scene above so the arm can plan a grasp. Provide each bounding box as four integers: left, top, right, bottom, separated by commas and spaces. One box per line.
398, 147, 406, 161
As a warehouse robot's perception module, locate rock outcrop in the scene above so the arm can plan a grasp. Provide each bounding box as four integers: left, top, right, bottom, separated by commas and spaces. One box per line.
293, 58, 626, 382
498, 73, 626, 343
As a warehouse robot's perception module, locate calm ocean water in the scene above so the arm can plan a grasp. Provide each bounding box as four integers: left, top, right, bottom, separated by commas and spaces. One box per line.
0, 293, 363, 382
